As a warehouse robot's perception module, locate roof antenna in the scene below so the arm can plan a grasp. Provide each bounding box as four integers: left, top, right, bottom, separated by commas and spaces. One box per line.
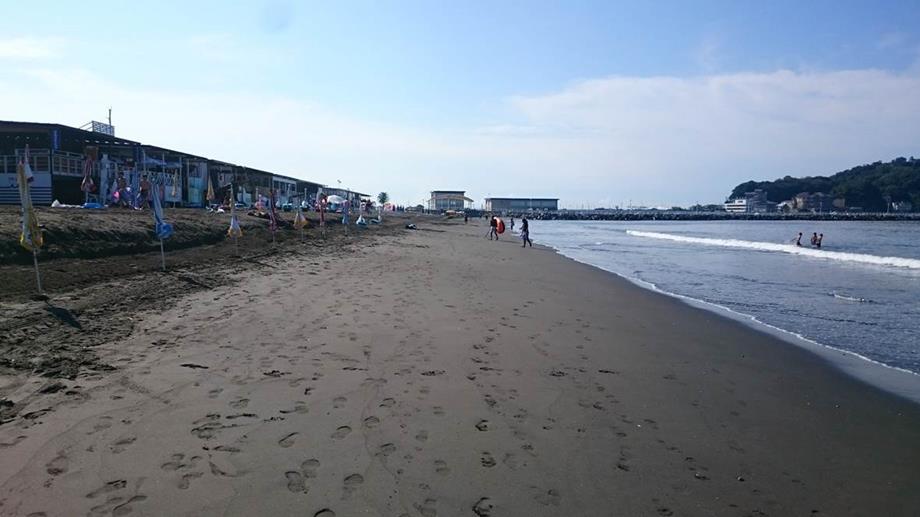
108, 107, 112, 127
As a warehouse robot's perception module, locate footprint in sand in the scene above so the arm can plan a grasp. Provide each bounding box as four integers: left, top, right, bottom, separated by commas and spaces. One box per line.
313, 510, 336, 517
475, 420, 490, 432
89, 494, 147, 517
534, 488, 561, 506
229, 398, 250, 409
285, 471, 306, 493
414, 498, 438, 517
379, 398, 396, 408
434, 460, 450, 475
177, 472, 203, 490
331, 426, 352, 440
0, 435, 27, 448
377, 443, 397, 456
278, 432, 299, 448
110, 437, 137, 454
480, 452, 496, 468
472, 497, 494, 517
343, 473, 364, 491
86, 480, 127, 499
415, 430, 429, 442
333, 397, 347, 409
363, 416, 380, 429
302, 459, 320, 478
433, 406, 445, 416
45, 451, 68, 476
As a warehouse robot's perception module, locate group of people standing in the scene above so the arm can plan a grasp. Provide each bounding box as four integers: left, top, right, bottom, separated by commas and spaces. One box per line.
794, 232, 824, 248
489, 215, 532, 248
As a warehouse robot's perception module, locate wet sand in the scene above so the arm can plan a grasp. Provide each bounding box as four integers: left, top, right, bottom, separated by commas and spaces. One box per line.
1, 218, 919, 516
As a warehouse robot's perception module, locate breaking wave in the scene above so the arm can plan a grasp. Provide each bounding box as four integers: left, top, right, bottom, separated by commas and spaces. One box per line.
626, 230, 920, 270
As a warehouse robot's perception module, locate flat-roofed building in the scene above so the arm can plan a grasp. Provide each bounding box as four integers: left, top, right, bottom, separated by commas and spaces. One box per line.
484, 197, 558, 212
429, 190, 472, 211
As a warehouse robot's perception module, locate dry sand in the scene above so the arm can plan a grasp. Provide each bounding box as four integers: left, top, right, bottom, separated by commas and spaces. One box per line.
1, 217, 919, 516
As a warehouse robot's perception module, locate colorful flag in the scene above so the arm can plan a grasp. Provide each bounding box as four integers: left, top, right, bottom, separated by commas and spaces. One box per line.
293, 207, 308, 229
268, 189, 279, 232
81, 154, 95, 193
228, 184, 242, 238
17, 146, 43, 251
206, 174, 215, 202
151, 183, 173, 240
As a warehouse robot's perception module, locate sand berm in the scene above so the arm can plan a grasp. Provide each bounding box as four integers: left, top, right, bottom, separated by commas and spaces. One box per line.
1, 211, 919, 516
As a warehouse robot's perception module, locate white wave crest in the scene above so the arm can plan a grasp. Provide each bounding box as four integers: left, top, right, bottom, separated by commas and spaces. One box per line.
626, 230, 920, 270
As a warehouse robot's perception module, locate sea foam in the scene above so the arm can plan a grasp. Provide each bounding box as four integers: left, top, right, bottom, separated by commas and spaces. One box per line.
626, 230, 920, 270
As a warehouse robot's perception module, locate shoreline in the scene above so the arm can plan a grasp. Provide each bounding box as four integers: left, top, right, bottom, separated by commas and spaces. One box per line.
2, 216, 919, 516
539, 238, 920, 405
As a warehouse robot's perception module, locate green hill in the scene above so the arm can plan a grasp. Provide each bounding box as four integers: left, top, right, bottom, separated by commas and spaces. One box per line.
730, 157, 920, 211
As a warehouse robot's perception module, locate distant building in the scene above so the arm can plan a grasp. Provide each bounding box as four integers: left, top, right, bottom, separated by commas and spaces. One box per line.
1, 120, 356, 207
892, 201, 914, 212
793, 192, 834, 213
724, 189, 775, 213
429, 190, 472, 211
484, 197, 558, 212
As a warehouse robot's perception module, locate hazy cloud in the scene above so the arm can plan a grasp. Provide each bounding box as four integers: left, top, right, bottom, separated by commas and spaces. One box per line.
0, 37, 61, 60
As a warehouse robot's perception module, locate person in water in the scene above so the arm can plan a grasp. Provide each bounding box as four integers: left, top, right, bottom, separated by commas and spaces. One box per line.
794, 232, 803, 246
510, 217, 515, 232
810, 232, 818, 246
816, 233, 823, 248
520, 217, 532, 248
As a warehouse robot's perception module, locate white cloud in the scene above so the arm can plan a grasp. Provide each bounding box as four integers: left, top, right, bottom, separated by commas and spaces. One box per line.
0, 37, 61, 60
1, 64, 918, 208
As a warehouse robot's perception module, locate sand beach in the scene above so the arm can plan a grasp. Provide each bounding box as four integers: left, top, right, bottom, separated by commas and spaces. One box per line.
1, 213, 919, 516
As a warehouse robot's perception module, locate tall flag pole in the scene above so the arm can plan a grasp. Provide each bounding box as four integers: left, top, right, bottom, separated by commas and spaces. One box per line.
151, 182, 173, 271
227, 183, 242, 255
268, 188, 279, 245
18, 145, 44, 294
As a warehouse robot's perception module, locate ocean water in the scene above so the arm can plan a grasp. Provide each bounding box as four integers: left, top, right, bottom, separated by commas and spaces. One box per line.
530, 220, 920, 385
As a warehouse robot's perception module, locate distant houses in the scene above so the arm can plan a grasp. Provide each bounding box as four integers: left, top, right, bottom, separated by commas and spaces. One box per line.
725, 188, 852, 214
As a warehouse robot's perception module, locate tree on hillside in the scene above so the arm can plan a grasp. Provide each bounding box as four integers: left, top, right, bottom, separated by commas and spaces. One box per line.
377, 192, 389, 206
728, 157, 920, 211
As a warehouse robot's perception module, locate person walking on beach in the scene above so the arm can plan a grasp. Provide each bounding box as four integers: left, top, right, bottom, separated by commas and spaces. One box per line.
521, 216, 532, 248
511, 217, 515, 232
794, 232, 803, 246
489, 215, 499, 240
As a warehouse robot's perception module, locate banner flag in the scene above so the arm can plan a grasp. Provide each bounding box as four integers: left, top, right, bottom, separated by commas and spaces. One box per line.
228, 184, 242, 238
268, 189, 279, 233
206, 174, 215, 202
293, 207, 308, 229
17, 146, 43, 251
151, 184, 174, 240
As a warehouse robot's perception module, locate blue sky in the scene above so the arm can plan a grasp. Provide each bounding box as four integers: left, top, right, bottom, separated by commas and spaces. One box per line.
2, 1, 920, 207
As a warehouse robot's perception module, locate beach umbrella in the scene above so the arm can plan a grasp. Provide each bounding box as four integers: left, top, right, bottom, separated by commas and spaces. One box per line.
17, 145, 44, 293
